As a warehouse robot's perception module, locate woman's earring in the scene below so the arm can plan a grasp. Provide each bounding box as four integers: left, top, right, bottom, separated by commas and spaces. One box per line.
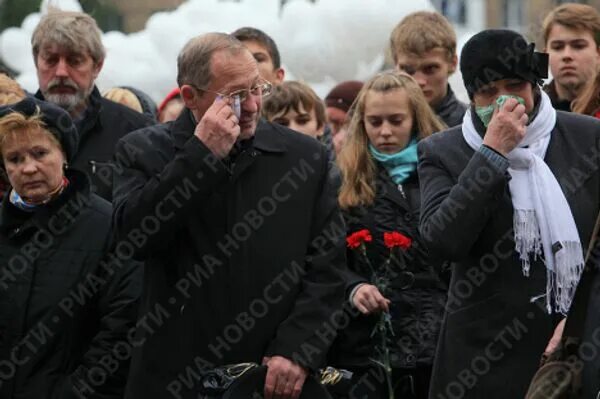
63, 162, 69, 171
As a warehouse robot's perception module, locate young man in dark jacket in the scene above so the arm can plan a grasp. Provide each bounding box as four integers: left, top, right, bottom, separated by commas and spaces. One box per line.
30, 10, 154, 201
232, 27, 285, 86
390, 11, 467, 128
541, 3, 600, 112
112, 33, 347, 399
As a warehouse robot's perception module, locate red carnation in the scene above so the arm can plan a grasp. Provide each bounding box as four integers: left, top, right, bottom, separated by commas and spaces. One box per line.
346, 229, 372, 249
384, 231, 412, 250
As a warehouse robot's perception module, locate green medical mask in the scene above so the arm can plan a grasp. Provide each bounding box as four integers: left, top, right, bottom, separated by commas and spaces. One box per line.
475, 94, 525, 127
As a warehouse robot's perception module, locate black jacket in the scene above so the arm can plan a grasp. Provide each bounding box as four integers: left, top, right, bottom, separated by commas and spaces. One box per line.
111, 110, 347, 399
418, 111, 600, 398
0, 169, 141, 399
35, 87, 154, 201
434, 85, 468, 128
330, 167, 447, 370
543, 80, 572, 112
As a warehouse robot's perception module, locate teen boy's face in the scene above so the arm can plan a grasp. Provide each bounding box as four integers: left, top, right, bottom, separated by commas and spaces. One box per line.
395, 47, 457, 109
241, 40, 284, 85
271, 104, 323, 138
545, 23, 600, 100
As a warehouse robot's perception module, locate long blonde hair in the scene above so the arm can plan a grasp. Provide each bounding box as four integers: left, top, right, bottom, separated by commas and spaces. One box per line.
337, 71, 446, 209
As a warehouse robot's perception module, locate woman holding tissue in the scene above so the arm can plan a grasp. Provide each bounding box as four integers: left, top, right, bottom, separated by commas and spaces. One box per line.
418, 29, 600, 399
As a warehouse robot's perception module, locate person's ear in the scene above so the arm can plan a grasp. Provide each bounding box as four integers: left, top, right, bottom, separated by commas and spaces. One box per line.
180, 85, 197, 110
316, 122, 325, 138
448, 54, 458, 75
274, 68, 285, 84
92, 58, 104, 79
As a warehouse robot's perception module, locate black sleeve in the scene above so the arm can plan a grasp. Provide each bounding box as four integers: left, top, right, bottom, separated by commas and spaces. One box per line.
112, 133, 230, 259
417, 138, 509, 261
59, 257, 142, 399
264, 150, 348, 370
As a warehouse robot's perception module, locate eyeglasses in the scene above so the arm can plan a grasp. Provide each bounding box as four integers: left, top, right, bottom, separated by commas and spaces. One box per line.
189, 79, 273, 103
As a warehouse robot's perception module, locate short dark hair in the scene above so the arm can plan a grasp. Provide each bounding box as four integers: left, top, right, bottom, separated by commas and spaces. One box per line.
231, 26, 281, 69
177, 33, 245, 89
262, 81, 326, 129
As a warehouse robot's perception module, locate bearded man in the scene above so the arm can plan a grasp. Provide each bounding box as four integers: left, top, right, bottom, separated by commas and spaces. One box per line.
31, 10, 153, 200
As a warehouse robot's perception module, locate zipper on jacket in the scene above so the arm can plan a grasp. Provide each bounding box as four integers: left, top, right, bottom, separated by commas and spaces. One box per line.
397, 184, 406, 199
89, 160, 114, 175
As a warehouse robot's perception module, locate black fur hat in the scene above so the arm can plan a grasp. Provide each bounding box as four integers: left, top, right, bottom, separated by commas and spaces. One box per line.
460, 29, 549, 98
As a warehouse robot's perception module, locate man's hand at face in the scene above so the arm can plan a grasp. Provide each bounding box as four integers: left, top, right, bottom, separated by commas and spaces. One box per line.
263, 356, 308, 399
194, 97, 240, 159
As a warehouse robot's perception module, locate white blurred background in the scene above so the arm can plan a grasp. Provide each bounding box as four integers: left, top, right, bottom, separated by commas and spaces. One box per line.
0, 0, 488, 103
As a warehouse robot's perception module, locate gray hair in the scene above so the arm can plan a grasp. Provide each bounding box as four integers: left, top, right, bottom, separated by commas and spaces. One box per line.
31, 9, 106, 65
177, 33, 246, 89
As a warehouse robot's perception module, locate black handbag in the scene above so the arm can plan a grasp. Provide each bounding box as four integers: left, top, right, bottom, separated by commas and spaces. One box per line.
198, 363, 260, 398
525, 212, 600, 399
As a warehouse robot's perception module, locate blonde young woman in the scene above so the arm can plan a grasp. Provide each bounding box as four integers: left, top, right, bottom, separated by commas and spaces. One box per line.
330, 71, 447, 399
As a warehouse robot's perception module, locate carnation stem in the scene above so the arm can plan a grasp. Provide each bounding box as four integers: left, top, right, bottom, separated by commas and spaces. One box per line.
379, 311, 394, 399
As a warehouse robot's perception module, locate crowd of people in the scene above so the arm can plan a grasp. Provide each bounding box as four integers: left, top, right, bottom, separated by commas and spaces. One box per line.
1, 2, 600, 399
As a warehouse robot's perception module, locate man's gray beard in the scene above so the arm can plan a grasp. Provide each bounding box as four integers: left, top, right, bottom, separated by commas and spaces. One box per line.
43, 86, 92, 113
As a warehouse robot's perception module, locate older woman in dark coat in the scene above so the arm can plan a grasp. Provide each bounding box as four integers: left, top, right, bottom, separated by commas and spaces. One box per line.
0, 97, 140, 399
418, 30, 600, 398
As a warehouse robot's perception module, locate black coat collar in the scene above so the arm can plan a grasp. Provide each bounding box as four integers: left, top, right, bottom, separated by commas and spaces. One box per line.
543, 80, 571, 112
0, 169, 92, 237
435, 85, 459, 115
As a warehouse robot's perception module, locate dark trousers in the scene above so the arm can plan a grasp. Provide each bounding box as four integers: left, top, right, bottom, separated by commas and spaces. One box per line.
331, 366, 432, 399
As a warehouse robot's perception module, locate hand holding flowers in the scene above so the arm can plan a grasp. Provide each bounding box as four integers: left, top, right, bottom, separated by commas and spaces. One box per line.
345, 229, 414, 399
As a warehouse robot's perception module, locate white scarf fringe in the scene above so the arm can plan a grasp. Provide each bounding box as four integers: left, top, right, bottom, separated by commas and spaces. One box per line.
513, 209, 542, 277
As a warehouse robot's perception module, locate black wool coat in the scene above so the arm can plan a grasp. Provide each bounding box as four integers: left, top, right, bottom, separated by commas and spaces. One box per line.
418, 110, 600, 398
35, 87, 154, 201
330, 167, 447, 370
543, 80, 572, 112
111, 110, 347, 399
0, 169, 141, 399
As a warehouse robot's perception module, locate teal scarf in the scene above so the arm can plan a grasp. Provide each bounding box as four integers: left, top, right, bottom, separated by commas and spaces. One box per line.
369, 139, 418, 184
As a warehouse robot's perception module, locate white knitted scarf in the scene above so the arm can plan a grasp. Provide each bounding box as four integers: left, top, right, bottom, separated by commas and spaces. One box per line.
462, 91, 584, 314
